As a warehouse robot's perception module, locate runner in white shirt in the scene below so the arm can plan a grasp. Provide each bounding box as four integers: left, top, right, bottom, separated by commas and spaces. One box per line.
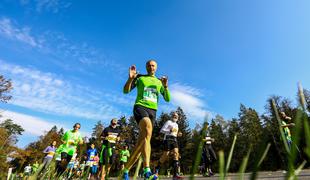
24, 164, 32, 177
156, 112, 183, 180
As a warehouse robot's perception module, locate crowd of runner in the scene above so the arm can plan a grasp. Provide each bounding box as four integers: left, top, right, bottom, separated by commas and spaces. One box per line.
16, 60, 294, 180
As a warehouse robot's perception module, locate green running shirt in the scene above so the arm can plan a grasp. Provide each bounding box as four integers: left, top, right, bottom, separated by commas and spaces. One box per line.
120, 149, 130, 162
282, 121, 292, 141
126, 74, 171, 110
61, 130, 83, 156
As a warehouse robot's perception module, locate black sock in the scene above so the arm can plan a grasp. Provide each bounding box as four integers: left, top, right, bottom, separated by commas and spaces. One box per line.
173, 160, 180, 175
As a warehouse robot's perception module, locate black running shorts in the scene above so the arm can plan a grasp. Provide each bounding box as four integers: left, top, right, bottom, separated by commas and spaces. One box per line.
163, 137, 178, 151
133, 105, 156, 124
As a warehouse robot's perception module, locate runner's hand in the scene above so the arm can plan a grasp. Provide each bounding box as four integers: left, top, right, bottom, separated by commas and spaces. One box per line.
178, 132, 183, 137
129, 65, 137, 79
160, 76, 168, 88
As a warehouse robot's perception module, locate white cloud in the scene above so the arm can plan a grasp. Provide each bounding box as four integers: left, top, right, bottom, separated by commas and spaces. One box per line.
19, 0, 72, 13
0, 110, 90, 137
0, 110, 62, 136
0, 60, 131, 121
170, 83, 212, 121
0, 17, 40, 47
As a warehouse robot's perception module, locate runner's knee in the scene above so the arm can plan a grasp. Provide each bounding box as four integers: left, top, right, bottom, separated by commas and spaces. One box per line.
140, 117, 153, 139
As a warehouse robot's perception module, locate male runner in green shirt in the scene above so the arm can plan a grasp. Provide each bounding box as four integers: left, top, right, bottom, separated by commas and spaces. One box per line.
122, 60, 171, 180
280, 112, 294, 149
57, 123, 83, 175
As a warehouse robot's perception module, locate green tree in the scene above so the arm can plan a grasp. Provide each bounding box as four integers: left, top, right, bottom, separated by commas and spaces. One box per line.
303, 88, 310, 113
209, 118, 226, 172
0, 120, 24, 178
0, 119, 24, 140
237, 104, 263, 171
175, 107, 192, 171
18, 126, 62, 168
225, 118, 240, 171
262, 96, 295, 170
0, 75, 13, 103
90, 120, 104, 149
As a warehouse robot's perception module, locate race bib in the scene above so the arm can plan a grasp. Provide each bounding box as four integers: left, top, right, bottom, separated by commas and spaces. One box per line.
68, 140, 76, 148
47, 151, 55, 156
143, 87, 158, 103
171, 128, 178, 136
106, 134, 117, 143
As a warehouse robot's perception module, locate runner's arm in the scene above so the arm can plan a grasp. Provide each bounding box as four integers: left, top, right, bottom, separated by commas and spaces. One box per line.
123, 77, 136, 93
123, 65, 138, 93
160, 121, 171, 134
61, 131, 68, 143
43, 146, 50, 153
160, 86, 171, 102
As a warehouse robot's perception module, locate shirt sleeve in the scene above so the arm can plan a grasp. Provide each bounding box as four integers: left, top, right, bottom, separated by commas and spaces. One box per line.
101, 128, 107, 137
43, 146, 50, 153
160, 84, 171, 102
78, 133, 83, 143
160, 121, 171, 134
129, 74, 141, 92
62, 131, 69, 142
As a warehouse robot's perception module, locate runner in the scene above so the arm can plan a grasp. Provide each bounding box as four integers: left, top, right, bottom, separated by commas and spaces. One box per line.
55, 144, 64, 175
92, 155, 100, 178
42, 140, 57, 172
122, 60, 171, 180
280, 112, 295, 149
119, 144, 130, 172
100, 118, 121, 180
156, 112, 183, 180
56, 123, 83, 176
201, 122, 217, 177
32, 161, 39, 174
87, 143, 99, 179
24, 164, 32, 177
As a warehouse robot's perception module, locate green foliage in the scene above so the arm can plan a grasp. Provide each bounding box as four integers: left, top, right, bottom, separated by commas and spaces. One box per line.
0, 118, 24, 179
0, 75, 13, 103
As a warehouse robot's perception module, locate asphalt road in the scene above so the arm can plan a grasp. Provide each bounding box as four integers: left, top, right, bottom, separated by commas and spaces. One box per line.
120, 169, 310, 180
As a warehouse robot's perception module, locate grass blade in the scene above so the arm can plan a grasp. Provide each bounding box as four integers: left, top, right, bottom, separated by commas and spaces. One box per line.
238, 147, 251, 180
219, 150, 225, 180
225, 134, 237, 175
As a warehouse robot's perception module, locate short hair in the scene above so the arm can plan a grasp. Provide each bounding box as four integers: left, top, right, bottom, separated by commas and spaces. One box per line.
73, 123, 81, 128
146, 59, 157, 65
111, 118, 118, 124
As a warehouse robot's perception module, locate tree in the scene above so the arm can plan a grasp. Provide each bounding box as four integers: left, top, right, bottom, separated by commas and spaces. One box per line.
174, 107, 192, 173
0, 119, 24, 137
262, 96, 295, 170
90, 120, 104, 149
18, 126, 62, 167
209, 118, 227, 171
237, 104, 263, 171
0, 120, 24, 178
303, 89, 310, 112
225, 118, 240, 171
0, 75, 13, 103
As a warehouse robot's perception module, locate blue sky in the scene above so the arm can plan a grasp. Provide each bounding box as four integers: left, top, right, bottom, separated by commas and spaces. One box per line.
0, 0, 310, 148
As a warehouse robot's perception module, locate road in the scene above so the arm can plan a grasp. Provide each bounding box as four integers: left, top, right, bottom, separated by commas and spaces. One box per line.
112, 169, 310, 180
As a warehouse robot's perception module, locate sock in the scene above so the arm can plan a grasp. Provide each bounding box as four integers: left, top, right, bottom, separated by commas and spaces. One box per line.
173, 160, 180, 175
144, 167, 151, 173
